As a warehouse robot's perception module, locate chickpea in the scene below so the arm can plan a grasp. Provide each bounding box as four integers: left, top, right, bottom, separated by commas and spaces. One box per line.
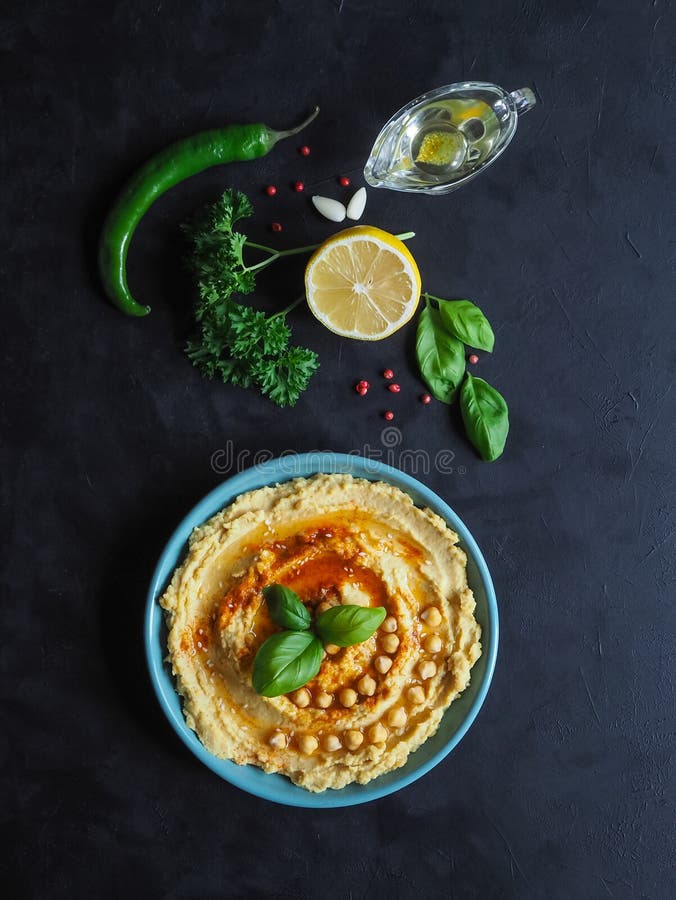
344, 730, 364, 751
322, 734, 342, 752
423, 633, 442, 654
421, 606, 442, 627
297, 734, 318, 755
407, 685, 426, 705
375, 655, 393, 675
368, 722, 388, 744
268, 731, 287, 749
315, 691, 333, 709
343, 593, 370, 607
381, 615, 398, 633
339, 688, 358, 708
357, 674, 377, 696
423, 634, 443, 653
387, 707, 407, 728
418, 660, 437, 680
290, 688, 311, 708
381, 633, 400, 654
325, 644, 341, 655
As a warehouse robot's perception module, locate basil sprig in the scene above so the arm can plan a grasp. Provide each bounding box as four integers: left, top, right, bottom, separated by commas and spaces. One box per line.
415, 292, 509, 462
437, 298, 495, 352
416, 301, 466, 403
460, 373, 509, 461
263, 584, 311, 631
252, 631, 323, 697
252, 584, 387, 697
315, 605, 386, 646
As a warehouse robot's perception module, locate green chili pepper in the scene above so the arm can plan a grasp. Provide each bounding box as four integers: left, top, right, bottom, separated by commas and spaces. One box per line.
98, 106, 319, 317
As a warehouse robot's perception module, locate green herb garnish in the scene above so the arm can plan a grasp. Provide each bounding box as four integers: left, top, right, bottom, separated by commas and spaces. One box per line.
183, 190, 320, 407
315, 605, 387, 647
263, 584, 311, 631
252, 631, 324, 697
252, 584, 386, 697
435, 297, 495, 352
415, 292, 509, 461
416, 299, 466, 403
460, 373, 509, 462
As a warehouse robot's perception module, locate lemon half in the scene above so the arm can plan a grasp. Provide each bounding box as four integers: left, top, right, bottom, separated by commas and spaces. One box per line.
304, 226, 421, 341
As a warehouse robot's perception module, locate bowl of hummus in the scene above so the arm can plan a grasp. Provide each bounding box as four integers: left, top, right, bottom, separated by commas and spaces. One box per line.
145, 453, 498, 807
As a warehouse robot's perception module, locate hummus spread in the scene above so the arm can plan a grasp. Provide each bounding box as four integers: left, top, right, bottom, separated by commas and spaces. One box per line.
160, 473, 482, 792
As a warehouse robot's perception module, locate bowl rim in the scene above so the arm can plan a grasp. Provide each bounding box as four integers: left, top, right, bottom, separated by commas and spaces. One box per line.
144, 452, 498, 808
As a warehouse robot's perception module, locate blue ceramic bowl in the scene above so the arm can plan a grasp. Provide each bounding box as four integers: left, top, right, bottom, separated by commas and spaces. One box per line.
145, 452, 498, 808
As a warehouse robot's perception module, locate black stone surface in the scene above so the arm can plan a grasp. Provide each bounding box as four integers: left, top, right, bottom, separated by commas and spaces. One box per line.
2, 1, 675, 897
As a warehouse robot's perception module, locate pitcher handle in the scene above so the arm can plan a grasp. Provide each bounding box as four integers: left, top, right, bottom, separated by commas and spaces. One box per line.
510, 88, 537, 116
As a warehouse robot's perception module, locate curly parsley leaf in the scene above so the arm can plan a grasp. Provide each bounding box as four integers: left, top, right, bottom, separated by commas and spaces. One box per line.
228, 306, 291, 359
256, 346, 320, 407
183, 190, 319, 407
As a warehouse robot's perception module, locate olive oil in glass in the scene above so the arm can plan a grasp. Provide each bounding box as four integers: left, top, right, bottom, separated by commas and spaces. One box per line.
364, 82, 536, 195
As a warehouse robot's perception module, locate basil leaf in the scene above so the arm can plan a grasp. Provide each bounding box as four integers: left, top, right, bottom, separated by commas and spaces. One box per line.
416, 303, 466, 403
252, 631, 323, 697
263, 584, 310, 631
315, 605, 387, 647
437, 299, 495, 352
460, 373, 509, 461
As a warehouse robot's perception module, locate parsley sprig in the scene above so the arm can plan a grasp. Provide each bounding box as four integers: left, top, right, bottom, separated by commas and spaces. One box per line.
183, 190, 320, 407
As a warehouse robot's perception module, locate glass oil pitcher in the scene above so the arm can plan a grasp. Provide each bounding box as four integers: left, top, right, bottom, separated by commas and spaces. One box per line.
364, 81, 536, 195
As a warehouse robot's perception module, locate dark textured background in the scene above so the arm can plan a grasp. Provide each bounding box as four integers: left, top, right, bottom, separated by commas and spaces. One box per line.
2, 0, 675, 897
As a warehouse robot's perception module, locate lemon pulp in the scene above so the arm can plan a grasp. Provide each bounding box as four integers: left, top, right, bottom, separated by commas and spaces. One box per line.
304, 226, 421, 341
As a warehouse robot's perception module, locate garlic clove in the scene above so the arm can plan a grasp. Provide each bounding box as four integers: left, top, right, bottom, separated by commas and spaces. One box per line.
311, 196, 347, 223
346, 187, 367, 221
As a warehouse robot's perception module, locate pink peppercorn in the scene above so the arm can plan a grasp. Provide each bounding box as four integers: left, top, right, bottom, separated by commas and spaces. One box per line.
355, 380, 369, 395
299, 145, 311, 156
265, 185, 277, 196
388, 383, 401, 393
293, 181, 304, 193
384, 411, 395, 421
421, 393, 432, 405
271, 222, 282, 233
469, 354, 479, 364
339, 176, 350, 187
383, 369, 394, 380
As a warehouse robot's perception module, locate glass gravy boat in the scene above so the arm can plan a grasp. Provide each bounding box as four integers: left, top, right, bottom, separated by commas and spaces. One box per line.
364, 81, 536, 195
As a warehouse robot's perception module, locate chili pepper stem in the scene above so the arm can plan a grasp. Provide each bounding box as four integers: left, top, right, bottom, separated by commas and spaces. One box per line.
274, 106, 320, 140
